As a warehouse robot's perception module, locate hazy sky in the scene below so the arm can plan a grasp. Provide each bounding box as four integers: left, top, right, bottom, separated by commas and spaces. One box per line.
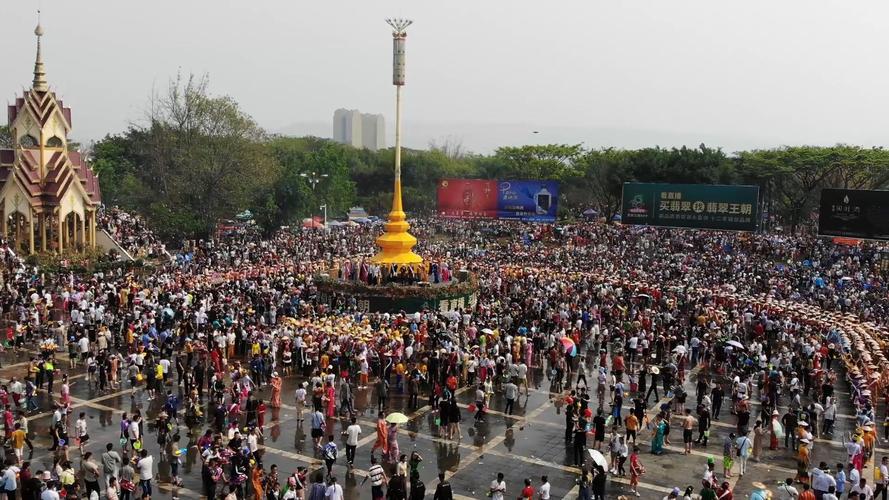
3, 0, 889, 154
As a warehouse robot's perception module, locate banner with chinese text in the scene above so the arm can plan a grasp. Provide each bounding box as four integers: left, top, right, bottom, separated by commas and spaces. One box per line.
621, 183, 759, 231
496, 180, 559, 222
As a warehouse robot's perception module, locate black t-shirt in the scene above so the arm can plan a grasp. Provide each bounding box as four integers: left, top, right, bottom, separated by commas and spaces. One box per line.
594, 415, 606, 435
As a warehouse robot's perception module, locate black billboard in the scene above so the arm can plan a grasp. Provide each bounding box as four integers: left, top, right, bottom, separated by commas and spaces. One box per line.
818, 188, 889, 240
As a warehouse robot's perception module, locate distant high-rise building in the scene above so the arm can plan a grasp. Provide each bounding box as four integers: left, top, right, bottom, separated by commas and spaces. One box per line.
332, 109, 385, 151
361, 113, 385, 150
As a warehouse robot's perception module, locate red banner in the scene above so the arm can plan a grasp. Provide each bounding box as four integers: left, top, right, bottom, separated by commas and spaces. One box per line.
437, 179, 498, 219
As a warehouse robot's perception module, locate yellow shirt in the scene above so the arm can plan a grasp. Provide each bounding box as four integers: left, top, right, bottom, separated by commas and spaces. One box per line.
10, 429, 25, 449
155, 364, 164, 380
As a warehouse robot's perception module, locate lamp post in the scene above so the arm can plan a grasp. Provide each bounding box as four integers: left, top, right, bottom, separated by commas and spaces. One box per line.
300, 171, 328, 225
300, 171, 328, 191
320, 204, 328, 229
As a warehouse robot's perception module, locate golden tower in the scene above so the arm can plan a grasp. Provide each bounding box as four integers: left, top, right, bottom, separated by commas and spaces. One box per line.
372, 19, 422, 265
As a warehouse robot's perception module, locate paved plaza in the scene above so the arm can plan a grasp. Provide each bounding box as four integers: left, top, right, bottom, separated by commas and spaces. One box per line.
0, 346, 874, 500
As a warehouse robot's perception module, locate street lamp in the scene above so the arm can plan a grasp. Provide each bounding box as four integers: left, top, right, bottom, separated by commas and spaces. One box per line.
300, 171, 328, 191
300, 171, 328, 225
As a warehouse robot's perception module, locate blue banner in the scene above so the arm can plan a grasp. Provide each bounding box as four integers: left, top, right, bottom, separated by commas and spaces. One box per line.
497, 180, 559, 222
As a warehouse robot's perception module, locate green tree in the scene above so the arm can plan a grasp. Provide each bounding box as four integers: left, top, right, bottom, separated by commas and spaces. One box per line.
491, 144, 584, 180
0, 125, 13, 149
92, 74, 280, 240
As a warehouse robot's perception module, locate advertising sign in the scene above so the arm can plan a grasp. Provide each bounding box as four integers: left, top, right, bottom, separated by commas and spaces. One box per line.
621, 182, 759, 231
497, 180, 560, 222
818, 188, 889, 240
436, 179, 498, 219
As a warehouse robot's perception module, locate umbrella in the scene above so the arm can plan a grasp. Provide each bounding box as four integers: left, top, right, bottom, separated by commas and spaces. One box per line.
587, 449, 608, 468
560, 337, 578, 357
481, 328, 494, 335
385, 412, 409, 424
726, 340, 745, 349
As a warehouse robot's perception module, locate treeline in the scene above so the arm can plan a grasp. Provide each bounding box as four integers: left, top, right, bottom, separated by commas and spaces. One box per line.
91, 75, 889, 240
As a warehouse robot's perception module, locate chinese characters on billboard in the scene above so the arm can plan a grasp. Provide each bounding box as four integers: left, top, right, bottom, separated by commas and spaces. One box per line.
818, 188, 889, 240
496, 180, 559, 222
621, 183, 759, 232
437, 179, 560, 222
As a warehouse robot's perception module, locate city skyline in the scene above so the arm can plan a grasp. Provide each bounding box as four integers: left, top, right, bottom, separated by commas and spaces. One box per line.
3, 1, 889, 154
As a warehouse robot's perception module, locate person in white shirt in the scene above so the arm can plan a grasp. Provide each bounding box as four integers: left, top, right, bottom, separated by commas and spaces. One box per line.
489, 472, 506, 500
851, 477, 874, 499
341, 417, 361, 468
538, 476, 550, 499
324, 476, 344, 500
75, 412, 89, 454
40, 482, 60, 500
294, 382, 307, 423
136, 449, 154, 497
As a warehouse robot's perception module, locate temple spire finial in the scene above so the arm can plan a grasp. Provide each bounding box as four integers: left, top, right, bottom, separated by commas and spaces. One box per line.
33, 10, 47, 92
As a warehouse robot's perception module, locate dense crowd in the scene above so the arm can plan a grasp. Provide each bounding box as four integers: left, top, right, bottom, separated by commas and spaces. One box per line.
97, 207, 168, 260
0, 216, 886, 500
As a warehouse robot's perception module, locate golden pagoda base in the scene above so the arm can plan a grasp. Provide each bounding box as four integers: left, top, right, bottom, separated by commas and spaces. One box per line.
371, 208, 423, 266
315, 274, 477, 313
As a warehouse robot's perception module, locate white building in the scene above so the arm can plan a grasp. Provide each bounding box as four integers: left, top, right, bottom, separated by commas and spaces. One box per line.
332, 109, 385, 151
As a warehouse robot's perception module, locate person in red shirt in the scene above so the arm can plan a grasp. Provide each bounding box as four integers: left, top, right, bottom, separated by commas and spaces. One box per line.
629, 446, 644, 497
613, 354, 626, 381
520, 478, 534, 500
717, 481, 733, 500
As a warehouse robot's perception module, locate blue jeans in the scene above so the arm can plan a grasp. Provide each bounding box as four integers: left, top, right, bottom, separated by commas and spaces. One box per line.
140, 480, 152, 497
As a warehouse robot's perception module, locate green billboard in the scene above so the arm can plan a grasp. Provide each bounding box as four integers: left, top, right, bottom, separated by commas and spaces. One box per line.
621, 183, 759, 231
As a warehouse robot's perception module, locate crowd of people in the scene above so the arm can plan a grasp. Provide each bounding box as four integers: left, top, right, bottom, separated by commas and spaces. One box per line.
97, 207, 168, 260
0, 214, 886, 499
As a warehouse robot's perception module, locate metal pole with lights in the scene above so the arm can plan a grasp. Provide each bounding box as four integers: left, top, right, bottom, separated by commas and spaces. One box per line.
372, 18, 423, 265
300, 171, 328, 226
300, 171, 328, 191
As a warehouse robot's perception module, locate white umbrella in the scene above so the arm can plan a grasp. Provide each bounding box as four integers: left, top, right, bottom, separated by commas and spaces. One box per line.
587, 449, 608, 468
385, 412, 409, 424
726, 340, 745, 349
481, 328, 494, 335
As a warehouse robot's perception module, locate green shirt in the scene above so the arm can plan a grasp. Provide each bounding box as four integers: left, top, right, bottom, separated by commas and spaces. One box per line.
700, 488, 717, 500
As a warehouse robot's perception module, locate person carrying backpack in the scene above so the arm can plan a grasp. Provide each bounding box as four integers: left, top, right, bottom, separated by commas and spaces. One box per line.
323, 435, 338, 479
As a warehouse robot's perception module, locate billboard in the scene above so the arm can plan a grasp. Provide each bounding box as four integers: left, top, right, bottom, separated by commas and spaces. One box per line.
621, 182, 759, 232
818, 188, 889, 240
497, 180, 559, 222
436, 179, 498, 219
437, 179, 560, 222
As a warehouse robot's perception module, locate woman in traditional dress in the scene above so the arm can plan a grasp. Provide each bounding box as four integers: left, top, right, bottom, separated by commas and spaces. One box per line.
250, 463, 264, 500
324, 381, 336, 418
371, 412, 388, 459
386, 422, 400, 463
269, 373, 282, 408
752, 420, 766, 461
769, 409, 783, 450
650, 414, 667, 455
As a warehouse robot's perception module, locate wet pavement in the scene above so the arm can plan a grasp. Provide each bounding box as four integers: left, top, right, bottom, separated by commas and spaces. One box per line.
0, 349, 874, 500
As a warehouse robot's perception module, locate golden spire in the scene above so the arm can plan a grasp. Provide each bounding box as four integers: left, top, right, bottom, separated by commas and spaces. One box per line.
33, 11, 48, 92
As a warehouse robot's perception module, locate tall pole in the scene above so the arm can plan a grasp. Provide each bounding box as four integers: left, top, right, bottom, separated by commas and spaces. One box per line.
393, 84, 403, 210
